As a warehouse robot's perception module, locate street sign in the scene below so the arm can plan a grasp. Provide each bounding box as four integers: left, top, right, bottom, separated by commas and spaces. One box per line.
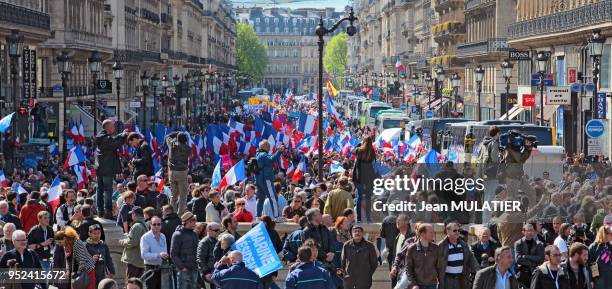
426, 111, 433, 118
530, 74, 554, 86
584, 83, 595, 92
587, 138, 603, 156
595, 92, 607, 119
130, 101, 141, 108
570, 83, 582, 93
145, 99, 155, 108
96, 80, 112, 94
400, 103, 407, 110
29, 138, 51, 145
522, 94, 536, 107
508, 50, 530, 61
546, 86, 571, 105
585, 119, 605, 138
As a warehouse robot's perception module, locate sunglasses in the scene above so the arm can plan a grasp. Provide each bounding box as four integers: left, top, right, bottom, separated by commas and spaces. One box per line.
152, 223, 162, 226
451, 229, 459, 233
236, 203, 245, 206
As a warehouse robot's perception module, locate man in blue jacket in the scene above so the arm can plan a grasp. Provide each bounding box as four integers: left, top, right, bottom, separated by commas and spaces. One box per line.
212, 251, 262, 289
255, 140, 283, 216
285, 246, 335, 289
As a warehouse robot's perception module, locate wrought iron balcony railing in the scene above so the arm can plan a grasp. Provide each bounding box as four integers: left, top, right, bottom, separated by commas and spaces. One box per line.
508, 0, 612, 39
456, 38, 509, 57
0, 1, 50, 31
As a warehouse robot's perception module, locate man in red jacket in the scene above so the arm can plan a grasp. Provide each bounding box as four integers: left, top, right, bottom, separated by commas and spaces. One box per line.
19, 191, 46, 233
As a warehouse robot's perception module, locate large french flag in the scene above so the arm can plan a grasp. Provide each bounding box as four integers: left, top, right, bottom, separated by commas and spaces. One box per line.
64, 144, 87, 168
327, 96, 344, 130
298, 113, 317, 135
286, 163, 295, 179
47, 176, 62, 211
73, 165, 88, 189
218, 160, 246, 191
292, 158, 307, 182
0, 169, 6, 188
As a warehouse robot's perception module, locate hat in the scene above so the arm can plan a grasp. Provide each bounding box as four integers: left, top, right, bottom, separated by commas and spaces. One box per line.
181, 211, 196, 223
604, 213, 612, 226
128, 206, 143, 215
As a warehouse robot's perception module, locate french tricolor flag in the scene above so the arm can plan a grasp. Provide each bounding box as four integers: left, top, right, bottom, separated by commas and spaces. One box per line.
408, 135, 423, 153
291, 158, 307, 182
64, 144, 87, 168
68, 121, 83, 144
47, 177, 62, 211
218, 160, 246, 191
153, 169, 165, 192
78, 119, 85, 141
298, 113, 317, 136
286, 163, 295, 179
327, 96, 344, 130
0, 169, 6, 188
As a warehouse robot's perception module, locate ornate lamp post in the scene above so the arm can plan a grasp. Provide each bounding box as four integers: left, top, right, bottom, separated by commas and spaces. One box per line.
474, 65, 485, 121
501, 59, 514, 116
435, 66, 446, 117
6, 30, 23, 152
89, 51, 102, 137
588, 29, 606, 119
57, 51, 72, 159
173, 74, 180, 127
451, 73, 461, 113
314, 7, 357, 182
162, 75, 169, 125
151, 73, 160, 124
112, 61, 124, 121
140, 71, 150, 130
536, 51, 549, 125
411, 73, 419, 118
425, 73, 433, 116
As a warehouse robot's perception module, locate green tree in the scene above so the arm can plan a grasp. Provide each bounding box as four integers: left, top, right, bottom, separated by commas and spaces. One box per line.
323, 32, 348, 87
236, 23, 268, 82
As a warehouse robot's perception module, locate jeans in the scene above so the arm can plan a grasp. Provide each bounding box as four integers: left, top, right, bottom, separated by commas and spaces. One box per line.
355, 183, 372, 222
177, 270, 198, 289
443, 275, 461, 289
169, 170, 189, 215
96, 175, 114, 216
40, 259, 51, 289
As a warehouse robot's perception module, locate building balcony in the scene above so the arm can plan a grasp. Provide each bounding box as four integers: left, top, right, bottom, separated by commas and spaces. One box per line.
0, 1, 50, 31
114, 49, 161, 63
39, 86, 96, 98
456, 38, 509, 58
433, 21, 465, 41
464, 0, 495, 13
397, 0, 414, 8
508, 0, 612, 40
64, 30, 112, 50
430, 54, 457, 65
435, 0, 464, 13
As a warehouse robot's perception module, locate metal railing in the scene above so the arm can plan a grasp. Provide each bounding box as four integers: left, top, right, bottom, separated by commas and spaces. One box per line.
64, 30, 112, 48
114, 49, 161, 63
508, 0, 612, 39
465, 0, 494, 11
456, 38, 509, 57
0, 1, 50, 30
39, 86, 96, 98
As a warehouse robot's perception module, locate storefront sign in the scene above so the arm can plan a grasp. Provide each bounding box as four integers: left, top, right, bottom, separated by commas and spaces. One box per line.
522, 94, 536, 107
546, 86, 571, 105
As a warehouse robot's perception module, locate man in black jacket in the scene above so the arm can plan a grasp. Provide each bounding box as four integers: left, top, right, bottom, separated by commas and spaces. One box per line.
166, 131, 191, 215
197, 222, 220, 289
301, 208, 335, 264
77, 205, 106, 242
471, 228, 498, 268
530, 245, 570, 289
0, 200, 22, 230
161, 204, 181, 252
514, 223, 545, 288
128, 132, 154, 177
171, 212, 199, 289
0, 230, 42, 289
85, 224, 115, 287
25, 211, 54, 273
95, 119, 128, 219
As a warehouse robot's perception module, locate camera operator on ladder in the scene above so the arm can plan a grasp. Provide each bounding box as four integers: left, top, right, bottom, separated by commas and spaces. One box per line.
500, 130, 537, 205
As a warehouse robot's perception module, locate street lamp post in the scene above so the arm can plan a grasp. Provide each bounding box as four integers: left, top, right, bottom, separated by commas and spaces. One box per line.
89, 51, 102, 137
451, 73, 461, 113
425, 74, 433, 117
411, 73, 419, 119
162, 75, 169, 125
112, 61, 124, 122
536, 51, 549, 125
6, 30, 23, 164
501, 60, 514, 116
151, 74, 160, 124
173, 74, 181, 127
435, 67, 446, 117
588, 29, 606, 120
140, 72, 150, 131
185, 73, 192, 130
57, 51, 72, 160
474, 65, 485, 121
315, 7, 357, 182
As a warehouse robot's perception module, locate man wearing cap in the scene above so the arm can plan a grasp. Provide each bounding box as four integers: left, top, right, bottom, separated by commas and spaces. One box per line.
95, 119, 129, 219
171, 212, 199, 289
119, 206, 147, 279
166, 131, 192, 215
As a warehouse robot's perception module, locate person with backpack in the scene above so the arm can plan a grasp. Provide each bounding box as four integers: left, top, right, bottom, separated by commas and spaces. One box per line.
477, 126, 501, 222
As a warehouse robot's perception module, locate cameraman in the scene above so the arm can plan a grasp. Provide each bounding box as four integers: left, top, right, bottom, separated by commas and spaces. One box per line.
501, 131, 536, 204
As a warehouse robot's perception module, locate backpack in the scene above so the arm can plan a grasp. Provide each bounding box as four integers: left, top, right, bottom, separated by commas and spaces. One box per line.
247, 157, 260, 175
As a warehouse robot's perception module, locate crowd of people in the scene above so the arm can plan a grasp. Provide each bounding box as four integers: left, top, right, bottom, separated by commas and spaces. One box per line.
0, 92, 610, 289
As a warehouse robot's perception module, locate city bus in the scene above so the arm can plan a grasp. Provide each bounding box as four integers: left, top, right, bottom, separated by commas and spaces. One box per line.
375, 110, 411, 132
420, 118, 470, 151
357, 100, 374, 127
362, 102, 393, 128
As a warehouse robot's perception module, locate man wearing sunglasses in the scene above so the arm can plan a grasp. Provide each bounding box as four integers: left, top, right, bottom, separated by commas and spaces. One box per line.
141, 216, 169, 289
438, 222, 479, 289
197, 222, 221, 289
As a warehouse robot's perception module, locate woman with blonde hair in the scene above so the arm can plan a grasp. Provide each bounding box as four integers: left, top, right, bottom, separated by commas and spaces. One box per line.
55, 226, 96, 289
589, 225, 611, 289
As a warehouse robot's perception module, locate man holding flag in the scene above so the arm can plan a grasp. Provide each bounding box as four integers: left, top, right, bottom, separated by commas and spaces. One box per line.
255, 140, 283, 217
94, 119, 129, 219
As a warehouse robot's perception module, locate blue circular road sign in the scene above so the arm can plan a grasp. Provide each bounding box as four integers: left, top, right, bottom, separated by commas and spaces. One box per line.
585, 119, 605, 138
400, 104, 407, 110
426, 111, 434, 119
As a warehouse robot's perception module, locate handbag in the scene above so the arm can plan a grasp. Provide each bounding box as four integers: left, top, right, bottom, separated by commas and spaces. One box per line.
70, 249, 91, 289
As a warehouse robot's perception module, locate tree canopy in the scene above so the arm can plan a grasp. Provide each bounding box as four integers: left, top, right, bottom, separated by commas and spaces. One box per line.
323, 32, 348, 85
236, 23, 268, 82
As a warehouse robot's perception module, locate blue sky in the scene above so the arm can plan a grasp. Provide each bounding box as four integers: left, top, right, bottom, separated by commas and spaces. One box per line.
232, 0, 352, 11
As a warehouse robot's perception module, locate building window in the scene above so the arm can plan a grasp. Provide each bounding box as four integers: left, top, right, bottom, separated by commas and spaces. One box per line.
285, 27, 289, 33
274, 18, 279, 24
265, 18, 269, 24
275, 27, 279, 33
256, 18, 260, 23
601, 44, 610, 89
518, 61, 531, 86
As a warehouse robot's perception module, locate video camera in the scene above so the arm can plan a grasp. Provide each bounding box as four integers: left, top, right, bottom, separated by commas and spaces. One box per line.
499, 130, 538, 151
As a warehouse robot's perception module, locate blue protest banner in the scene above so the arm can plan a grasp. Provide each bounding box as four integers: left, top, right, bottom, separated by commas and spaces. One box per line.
231, 222, 282, 277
